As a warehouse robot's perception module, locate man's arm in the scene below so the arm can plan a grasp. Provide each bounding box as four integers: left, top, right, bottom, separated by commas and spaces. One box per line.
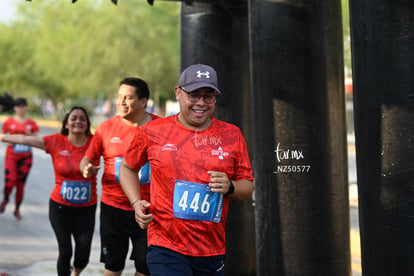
119, 159, 141, 204
119, 159, 152, 229
231, 179, 254, 200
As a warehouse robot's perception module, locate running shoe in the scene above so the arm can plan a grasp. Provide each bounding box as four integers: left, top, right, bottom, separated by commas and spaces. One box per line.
0, 200, 7, 213
14, 209, 22, 220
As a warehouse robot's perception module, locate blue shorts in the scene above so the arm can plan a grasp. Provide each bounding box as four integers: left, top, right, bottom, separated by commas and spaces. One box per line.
147, 245, 225, 276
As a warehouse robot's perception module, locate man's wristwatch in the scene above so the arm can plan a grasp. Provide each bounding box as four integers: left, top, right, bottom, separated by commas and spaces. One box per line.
226, 181, 235, 195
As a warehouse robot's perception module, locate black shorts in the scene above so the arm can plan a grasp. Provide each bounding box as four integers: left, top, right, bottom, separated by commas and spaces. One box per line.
100, 202, 149, 274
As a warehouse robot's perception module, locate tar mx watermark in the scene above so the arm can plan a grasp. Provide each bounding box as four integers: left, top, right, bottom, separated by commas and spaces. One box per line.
274, 143, 311, 174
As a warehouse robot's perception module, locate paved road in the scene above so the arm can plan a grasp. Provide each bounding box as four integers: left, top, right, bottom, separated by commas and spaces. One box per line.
0, 125, 136, 275
0, 125, 361, 275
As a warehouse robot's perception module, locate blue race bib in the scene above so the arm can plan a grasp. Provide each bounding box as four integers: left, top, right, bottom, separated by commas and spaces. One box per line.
115, 157, 151, 185
138, 162, 151, 184
13, 144, 31, 153
60, 180, 91, 204
173, 180, 223, 223
114, 157, 123, 184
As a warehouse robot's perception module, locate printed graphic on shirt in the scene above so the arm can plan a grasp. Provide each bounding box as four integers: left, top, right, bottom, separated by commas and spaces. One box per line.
59, 150, 70, 156
110, 137, 122, 144
211, 146, 229, 160
161, 143, 178, 151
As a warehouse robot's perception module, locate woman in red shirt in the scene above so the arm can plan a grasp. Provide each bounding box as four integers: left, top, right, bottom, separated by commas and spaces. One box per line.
0, 97, 39, 220
0, 106, 98, 276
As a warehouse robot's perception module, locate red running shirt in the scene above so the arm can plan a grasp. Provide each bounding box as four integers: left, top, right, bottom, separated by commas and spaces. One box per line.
124, 115, 254, 257
2, 117, 39, 158
85, 114, 158, 210
43, 134, 97, 207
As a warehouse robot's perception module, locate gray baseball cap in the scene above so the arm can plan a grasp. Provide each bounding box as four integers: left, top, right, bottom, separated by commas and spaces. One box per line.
178, 64, 221, 94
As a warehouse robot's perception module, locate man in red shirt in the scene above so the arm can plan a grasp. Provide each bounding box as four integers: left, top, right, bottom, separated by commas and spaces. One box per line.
120, 64, 254, 275
80, 78, 158, 276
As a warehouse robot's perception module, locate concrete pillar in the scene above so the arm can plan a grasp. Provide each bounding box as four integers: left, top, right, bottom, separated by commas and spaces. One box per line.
249, 0, 350, 275
350, 1, 414, 275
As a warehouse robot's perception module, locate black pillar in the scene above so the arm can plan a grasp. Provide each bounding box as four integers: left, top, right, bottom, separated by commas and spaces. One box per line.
249, 0, 350, 275
350, 1, 414, 275
180, 1, 255, 275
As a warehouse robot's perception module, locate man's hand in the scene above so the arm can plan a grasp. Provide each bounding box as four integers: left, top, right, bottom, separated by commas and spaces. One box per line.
82, 163, 100, 178
133, 200, 153, 229
208, 171, 231, 194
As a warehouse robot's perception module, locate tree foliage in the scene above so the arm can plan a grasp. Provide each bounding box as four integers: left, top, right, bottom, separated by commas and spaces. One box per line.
341, 0, 351, 76
0, 0, 180, 111
0, 0, 352, 114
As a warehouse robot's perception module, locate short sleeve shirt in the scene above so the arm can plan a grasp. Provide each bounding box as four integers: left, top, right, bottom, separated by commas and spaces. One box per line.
85, 114, 158, 210
124, 115, 254, 257
2, 117, 39, 158
44, 134, 97, 207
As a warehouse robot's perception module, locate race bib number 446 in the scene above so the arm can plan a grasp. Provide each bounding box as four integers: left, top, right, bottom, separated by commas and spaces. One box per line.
173, 180, 223, 223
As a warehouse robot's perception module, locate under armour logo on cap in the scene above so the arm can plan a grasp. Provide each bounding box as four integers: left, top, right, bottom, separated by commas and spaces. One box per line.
196, 71, 210, 79
178, 64, 221, 94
